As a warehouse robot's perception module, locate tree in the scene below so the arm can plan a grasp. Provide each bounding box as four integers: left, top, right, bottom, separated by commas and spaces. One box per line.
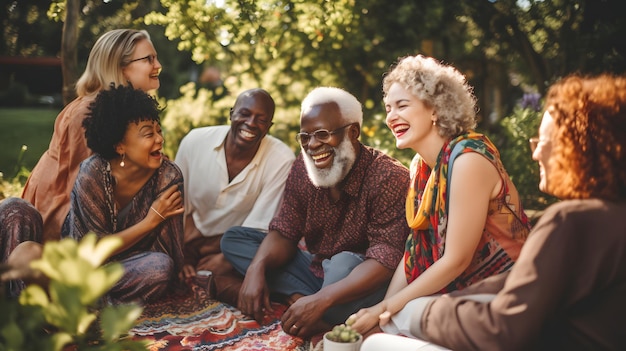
459, 0, 625, 94
61, 0, 79, 104
0, 1, 63, 57
46, 0, 193, 102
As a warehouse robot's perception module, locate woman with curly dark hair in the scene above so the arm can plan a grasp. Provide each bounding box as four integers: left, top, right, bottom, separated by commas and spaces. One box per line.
361, 73, 626, 350
60, 84, 185, 304
22, 28, 163, 243
2, 85, 185, 304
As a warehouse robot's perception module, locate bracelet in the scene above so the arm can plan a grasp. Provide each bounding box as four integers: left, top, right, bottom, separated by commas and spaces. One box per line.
150, 206, 165, 220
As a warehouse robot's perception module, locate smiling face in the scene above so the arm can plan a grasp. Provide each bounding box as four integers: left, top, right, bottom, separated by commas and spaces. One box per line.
228, 91, 274, 151
122, 39, 162, 92
532, 110, 556, 195
300, 102, 357, 188
384, 82, 436, 151
116, 120, 164, 170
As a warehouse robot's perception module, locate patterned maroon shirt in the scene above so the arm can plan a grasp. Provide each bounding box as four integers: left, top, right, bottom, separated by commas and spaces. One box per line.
269, 143, 410, 278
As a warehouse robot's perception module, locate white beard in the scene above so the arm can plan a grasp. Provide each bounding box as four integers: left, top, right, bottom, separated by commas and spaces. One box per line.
302, 137, 357, 188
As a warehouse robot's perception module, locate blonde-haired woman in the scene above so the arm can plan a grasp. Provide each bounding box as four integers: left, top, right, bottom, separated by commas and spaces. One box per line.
351, 55, 530, 336
362, 72, 626, 351
22, 29, 162, 242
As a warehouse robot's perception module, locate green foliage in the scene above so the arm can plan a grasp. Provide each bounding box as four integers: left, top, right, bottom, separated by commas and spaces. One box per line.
146, 0, 430, 118
0, 107, 57, 181
360, 110, 414, 167
495, 106, 557, 211
0, 145, 31, 201
0, 148, 29, 203
160, 82, 237, 158
0, 234, 147, 351
0, 173, 26, 202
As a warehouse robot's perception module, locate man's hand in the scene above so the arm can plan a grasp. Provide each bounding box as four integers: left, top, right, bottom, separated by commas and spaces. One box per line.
280, 293, 328, 338
238, 270, 273, 323
181, 264, 196, 280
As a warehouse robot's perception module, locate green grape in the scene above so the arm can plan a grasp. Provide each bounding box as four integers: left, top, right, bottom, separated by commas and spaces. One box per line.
326, 323, 362, 343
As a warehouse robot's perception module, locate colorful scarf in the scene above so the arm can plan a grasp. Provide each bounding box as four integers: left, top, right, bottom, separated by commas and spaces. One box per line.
404, 132, 499, 285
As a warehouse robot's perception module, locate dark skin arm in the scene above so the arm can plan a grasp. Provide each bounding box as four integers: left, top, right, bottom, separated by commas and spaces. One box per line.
281, 258, 394, 338
238, 230, 297, 322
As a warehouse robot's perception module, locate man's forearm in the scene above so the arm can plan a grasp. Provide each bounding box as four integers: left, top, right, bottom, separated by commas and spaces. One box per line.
247, 231, 297, 274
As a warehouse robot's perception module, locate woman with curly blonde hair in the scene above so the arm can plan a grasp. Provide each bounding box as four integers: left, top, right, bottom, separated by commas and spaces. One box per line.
362, 73, 626, 350
350, 54, 530, 336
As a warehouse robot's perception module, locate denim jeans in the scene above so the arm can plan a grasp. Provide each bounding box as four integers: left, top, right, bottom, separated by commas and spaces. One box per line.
221, 226, 387, 324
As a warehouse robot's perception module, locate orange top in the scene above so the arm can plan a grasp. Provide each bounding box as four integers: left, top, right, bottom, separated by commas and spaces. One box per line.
22, 95, 94, 242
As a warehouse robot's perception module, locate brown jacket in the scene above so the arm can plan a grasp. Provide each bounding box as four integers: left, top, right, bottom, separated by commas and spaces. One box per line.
417, 199, 626, 350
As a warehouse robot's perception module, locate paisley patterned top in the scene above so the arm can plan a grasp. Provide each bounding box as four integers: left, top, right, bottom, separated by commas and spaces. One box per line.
62, 155, 185, 283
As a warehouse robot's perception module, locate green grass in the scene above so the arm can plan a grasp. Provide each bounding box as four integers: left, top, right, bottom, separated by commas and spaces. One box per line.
0, 107, 58, 178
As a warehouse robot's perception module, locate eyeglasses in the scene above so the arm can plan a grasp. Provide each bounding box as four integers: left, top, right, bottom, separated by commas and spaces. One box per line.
127, 54, 157, 65
296, 123, 354, 145
529, 137, 550, 153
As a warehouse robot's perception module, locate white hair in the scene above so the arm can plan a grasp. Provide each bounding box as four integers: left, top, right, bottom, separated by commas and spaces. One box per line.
301, 86, 363, 126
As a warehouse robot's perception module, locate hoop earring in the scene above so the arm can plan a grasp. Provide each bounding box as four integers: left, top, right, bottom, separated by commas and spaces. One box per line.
120, 154, 125, 168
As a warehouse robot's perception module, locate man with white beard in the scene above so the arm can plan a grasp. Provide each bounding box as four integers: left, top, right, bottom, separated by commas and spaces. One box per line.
221, 86, 410, 338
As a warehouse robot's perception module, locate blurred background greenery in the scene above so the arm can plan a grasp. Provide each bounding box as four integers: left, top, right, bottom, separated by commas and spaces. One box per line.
2, 0, 620, 210
0, 108, 56, 178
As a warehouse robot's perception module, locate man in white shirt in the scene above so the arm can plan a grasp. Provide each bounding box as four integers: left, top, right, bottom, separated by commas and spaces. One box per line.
175, 88, 295, 304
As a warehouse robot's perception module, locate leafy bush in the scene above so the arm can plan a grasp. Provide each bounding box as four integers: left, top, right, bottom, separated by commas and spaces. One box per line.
494, 106, 558, 211
159, 83, 232, 159
0, 234, 147, 351
360, 109, 414, 167
0, 174, 25, 201
0, 145, 31, 201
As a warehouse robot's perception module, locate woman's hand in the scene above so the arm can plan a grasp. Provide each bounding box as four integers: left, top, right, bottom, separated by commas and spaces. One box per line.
148, 184, 184, 225
348, 302, 387, 335
378, 310, 392, 325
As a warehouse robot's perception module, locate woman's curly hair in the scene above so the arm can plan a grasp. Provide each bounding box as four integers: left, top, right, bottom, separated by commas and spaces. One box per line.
382, 55, 477, 139
83, 84, 161, 159
546, 73, 626, 200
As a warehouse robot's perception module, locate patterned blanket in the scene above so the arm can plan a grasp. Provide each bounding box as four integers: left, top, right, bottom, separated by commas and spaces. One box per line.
131, 283, 312, 350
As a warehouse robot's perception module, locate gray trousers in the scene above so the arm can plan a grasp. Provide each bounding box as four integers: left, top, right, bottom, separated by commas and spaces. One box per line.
221, 226, 387, 325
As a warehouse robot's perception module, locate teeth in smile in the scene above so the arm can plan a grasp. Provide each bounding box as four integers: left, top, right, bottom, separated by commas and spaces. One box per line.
241, 130, 255, 138
312, 152, 331, 161
393, 125, 409, 134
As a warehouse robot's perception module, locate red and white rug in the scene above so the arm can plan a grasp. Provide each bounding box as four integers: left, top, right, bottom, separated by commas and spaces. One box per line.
131, 283, 312, 350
